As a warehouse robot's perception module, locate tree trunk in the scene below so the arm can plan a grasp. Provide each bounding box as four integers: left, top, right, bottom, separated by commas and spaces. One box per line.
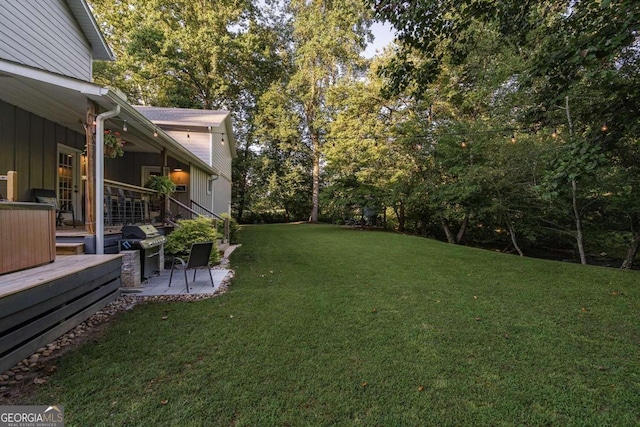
572, 179, 587, 265
621, 233, 640, 269
382, 207, 387, 229
622, 216, 640, 269
235, 145, 251, 222
309, 133, 320, 223
504, 212, 524, 256
441, 218, 456, 244
397, 201, 405, 232
455, 214, 469, 244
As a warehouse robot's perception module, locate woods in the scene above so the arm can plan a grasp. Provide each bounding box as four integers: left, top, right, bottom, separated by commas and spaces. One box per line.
89, 0, 640, 267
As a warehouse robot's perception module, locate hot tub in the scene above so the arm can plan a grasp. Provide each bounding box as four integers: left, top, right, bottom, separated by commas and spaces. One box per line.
0, 202, 56, 275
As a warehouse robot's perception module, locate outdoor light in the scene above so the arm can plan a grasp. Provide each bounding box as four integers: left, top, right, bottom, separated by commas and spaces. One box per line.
153, 127, 158, 137
552, 129, 558, 138
510, 134, 516, 144
173, 168, 183, 172
601, 123, 608, 132
123, 120, 128, 132
461, 141, 467, 148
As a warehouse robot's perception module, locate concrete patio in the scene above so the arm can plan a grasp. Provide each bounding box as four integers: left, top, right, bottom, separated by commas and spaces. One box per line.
122, 245, 238, 296
125, 268, 232, 296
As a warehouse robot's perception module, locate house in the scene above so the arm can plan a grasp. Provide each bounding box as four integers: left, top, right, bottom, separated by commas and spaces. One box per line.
0, 0, 234, 373
0, 0, 234, 249
134, 107, 236, 219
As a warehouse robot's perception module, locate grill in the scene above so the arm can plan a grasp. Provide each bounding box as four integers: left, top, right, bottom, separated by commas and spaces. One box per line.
120, 225, 167, 279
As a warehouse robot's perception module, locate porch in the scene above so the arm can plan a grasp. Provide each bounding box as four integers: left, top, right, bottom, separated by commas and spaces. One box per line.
53, 178, 229, 255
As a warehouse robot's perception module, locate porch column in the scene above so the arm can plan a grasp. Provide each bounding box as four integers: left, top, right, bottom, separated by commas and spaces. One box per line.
95, 105, 120, 254
161, 148, 168, 223
84, 101, 96, 235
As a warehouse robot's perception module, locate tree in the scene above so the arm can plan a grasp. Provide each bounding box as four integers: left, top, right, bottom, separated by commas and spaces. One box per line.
90, 0, 288, 224
256, 0, 372, 223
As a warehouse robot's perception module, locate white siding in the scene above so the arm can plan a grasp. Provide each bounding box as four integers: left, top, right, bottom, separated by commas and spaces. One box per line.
0, 0, 93, 81
165, 130, 210, 166
189, 166, 214, 214
212, 176, 232, 216
211, 132, 232, 179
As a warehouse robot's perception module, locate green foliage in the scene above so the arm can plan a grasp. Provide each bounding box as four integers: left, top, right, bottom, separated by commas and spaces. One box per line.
253, 0, 373, 222
144, 175, 176, 199
216, 213, 240, 244
90, 0, 640, 264
164, 217, 220, 264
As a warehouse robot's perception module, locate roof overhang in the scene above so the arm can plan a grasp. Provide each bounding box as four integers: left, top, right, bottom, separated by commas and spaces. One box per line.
0, 59, 217, 175
67, 0, 115, 61
134, 106, 237, 158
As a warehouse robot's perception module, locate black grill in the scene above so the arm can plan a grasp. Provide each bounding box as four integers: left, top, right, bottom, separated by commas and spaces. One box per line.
120, 225, 166, 279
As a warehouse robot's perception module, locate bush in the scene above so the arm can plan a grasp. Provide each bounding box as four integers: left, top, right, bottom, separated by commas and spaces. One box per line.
164, 217, 220, 264
217, 213, 240, 243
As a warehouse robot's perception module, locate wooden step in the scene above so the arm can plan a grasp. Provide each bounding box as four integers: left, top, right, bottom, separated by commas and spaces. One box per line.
56, 242, 85, 255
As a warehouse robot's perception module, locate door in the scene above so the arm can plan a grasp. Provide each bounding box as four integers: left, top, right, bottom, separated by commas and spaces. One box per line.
57, 145, 81, 224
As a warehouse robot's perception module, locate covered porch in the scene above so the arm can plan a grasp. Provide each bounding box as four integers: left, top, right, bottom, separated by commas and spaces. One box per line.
0, 60, 225, 254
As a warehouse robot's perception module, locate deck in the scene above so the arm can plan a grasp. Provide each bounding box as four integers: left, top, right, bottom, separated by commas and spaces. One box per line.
0, 255, 122, 374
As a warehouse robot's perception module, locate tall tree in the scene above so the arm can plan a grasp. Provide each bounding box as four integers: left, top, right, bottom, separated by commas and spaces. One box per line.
256, 0, 372, 222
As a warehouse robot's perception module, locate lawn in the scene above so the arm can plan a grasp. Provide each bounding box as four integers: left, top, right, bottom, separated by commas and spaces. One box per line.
28, 224, 640, 426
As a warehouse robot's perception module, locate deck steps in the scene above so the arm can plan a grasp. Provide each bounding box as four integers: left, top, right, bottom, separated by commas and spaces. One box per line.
56, 242, 84, 255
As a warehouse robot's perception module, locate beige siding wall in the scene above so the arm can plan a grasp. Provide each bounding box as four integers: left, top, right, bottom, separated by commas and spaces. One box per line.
211, 132, 231, 179
0, 0, 93, 80
189, 166, 214, 214
212, 176, 232, 216
165, 130, 210, 165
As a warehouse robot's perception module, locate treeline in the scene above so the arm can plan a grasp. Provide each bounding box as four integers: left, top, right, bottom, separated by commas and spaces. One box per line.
243, 1, 640, 268
88, 0, 640, 266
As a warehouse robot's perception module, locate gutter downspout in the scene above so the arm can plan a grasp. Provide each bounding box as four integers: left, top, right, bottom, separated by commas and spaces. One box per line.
95, 105, 120, 254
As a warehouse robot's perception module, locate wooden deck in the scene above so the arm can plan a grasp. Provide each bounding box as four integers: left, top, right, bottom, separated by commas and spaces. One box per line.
0, 255, 122, 373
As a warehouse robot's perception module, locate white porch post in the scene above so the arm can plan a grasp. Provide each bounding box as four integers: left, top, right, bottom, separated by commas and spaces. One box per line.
95, 105, 120, 254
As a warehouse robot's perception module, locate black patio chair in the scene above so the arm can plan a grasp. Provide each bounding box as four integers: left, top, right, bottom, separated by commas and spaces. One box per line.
32, 188, 75, 227
168, 241, 215, 293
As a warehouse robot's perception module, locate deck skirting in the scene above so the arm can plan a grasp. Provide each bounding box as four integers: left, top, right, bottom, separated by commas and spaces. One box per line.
0, 255, 122, 374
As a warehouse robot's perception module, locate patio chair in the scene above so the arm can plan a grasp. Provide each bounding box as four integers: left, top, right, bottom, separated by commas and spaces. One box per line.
168, 241, 215, 293
32, 188, 75, 227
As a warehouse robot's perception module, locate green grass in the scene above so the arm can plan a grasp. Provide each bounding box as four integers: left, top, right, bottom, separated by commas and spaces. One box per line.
29, 224, 640, 426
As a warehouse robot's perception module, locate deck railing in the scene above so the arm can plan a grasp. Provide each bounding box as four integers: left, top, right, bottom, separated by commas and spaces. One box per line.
168, 196, 229, 242
103, 179, 156, 226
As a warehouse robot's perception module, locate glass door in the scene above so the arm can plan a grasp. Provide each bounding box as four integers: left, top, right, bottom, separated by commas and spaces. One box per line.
57, 145, 80, 225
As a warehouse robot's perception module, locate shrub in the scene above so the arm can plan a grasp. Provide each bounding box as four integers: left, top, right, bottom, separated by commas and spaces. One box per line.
217, 213, 240, 243
164, 217, 220, 264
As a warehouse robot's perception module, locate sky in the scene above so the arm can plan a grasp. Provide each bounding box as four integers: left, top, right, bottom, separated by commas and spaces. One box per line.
363, 21, 396, 58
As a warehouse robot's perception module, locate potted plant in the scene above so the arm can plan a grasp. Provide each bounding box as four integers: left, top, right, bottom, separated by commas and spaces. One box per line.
144, 175, 176, 223
144, 175, 176, 199
104, 130, 125, 158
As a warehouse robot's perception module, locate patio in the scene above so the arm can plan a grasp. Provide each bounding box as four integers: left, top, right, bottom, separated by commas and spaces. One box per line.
123, 244, 238, 296
129, 268, 232, 296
